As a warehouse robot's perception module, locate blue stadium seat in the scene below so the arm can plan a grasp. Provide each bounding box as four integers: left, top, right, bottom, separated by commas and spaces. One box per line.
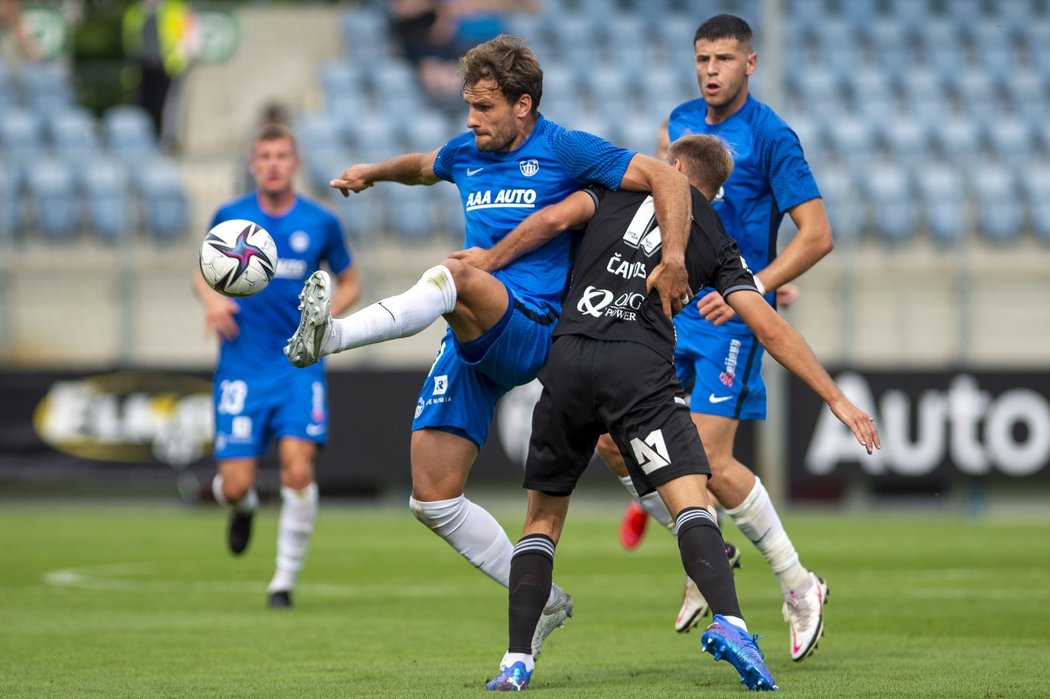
319, 60, 365, 103
914, 163, 967, 245
340, 9, 388, 58
932, 115, 982, 161
20, 62, 73, 112
295, 112, 343, 152
918, 20, 965, 78
813, 161, 864, 243
331, 186, 386, 241
1003, 70, 1047, 123
402, 110, 454, 152
839, 0, 881, 31
0, 162, 21, 240
27, 159, 80, 240
1023, 162, 1050, 243
387, 184, 438, 241
826, 119, 878, 161
884, 0, 933, 31
902, 68, 948, 105
81, 159, 132, 242
134, 158, 188, 241
971, 164, 1023, 242
302, 143, 351, 196
943, 0, 986, 25
880, 119, 932, 162
787, 115, 825, 164
985, 115, 1035, 162
347, 112, 400, 160
860, 160, 918, 243
0, 108, 45, 165
49, 107, 103, 167
103, 104, 158, 163
796, 68, 846, 107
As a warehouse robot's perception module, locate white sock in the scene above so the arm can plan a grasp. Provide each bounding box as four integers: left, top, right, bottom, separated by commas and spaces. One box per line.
722, 615, 748, 633
725, 477, 810, 597
499, 651, 534, 673
617, 475, 674, 531
329, 265, 456, 353
409, 495, 513, 587
268, 483, 318, 593
211, 474, 257, 513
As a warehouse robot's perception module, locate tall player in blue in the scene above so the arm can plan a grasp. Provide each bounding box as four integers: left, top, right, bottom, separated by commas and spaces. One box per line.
285, 35, 693, 656
193, 124, 361, 608
599, 14, 836, 660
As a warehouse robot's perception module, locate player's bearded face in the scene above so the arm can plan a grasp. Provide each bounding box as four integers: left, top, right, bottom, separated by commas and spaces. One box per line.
694, 37, 754, 110
464, 80, 521, 152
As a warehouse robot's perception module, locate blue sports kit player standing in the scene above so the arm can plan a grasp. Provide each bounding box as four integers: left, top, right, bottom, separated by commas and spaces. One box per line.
285, 35, 693, 656
597, 14, 837, 660
193, 124, 360, 608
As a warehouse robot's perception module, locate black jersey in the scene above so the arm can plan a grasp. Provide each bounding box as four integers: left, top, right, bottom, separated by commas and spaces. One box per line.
553, 186, 759, 358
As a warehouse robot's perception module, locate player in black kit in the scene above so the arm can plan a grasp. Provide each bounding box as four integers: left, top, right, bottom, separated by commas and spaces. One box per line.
457, 135, 880, 693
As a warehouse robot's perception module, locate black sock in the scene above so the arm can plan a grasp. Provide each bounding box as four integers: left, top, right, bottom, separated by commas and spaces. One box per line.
676, 507, 743, 620
508, 534, 555, 654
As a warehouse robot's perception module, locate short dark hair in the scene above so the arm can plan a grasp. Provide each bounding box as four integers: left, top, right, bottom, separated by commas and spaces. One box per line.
254, 123, 297, 154
459, 34, 543, 113
668, 134, 734, 199
694, 14, 753, 52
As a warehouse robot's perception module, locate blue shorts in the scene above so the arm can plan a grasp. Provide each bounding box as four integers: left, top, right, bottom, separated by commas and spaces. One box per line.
212, 366, 328, 460
674, 323, 766, 420
412, 288, 556, 448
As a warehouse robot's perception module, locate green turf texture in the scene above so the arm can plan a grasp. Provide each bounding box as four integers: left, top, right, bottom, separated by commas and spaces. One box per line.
1, 499, 1048, 698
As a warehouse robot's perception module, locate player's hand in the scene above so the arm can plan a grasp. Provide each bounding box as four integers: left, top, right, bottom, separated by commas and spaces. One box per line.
776, 282, 800, 308
204, 297, 240, 341
696, 290, 737, 325
448, 247, 497, 273
828, 396, 881, 455
646, 260, 691, 319
329, 164, 373, 198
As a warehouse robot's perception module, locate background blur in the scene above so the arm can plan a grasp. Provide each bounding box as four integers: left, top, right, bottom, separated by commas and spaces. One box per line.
1, 0, 1047, 510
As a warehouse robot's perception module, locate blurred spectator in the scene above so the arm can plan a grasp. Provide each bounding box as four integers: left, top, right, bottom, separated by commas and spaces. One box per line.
388, 0, 535, 109
122, 0, 200, 151
0, 0, 39, 63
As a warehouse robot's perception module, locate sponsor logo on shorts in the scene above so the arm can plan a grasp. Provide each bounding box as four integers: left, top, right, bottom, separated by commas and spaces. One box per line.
433, 375, 448, 396
630, 429, 671, 475
231, 416, 252, 441
708, 393, 733, 404
415, 398, 425, 418
719, 339, 741, 387
306, 424, 325, 436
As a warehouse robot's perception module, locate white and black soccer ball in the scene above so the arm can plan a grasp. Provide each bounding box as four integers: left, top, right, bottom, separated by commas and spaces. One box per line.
199, 219, 278, 297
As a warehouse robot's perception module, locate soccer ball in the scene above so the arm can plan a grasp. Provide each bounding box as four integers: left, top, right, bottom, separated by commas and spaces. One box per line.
199, 219, 278, 297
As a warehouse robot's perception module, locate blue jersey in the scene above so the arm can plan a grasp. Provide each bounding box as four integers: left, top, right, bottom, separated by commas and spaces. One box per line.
434, 116, 635, 313
669, 93, 820, 332
209, 194, 352, 376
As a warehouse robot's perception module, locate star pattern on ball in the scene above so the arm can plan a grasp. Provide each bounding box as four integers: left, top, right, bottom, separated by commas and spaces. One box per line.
204, 223, 276, 292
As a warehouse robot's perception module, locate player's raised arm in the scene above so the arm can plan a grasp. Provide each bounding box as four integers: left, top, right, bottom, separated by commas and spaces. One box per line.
329, 149, 442, 197
450, 190, 597, 273
726, 289, 879, 453
619, 153, 692, 318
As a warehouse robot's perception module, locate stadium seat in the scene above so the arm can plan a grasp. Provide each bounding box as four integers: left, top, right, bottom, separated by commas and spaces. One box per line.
27, 159, 80, 240
81, 159, 132, 242
932, 115, 982, 161
839, 0, 881, 31
302, 143, 351, 197
103, 104, 158, 164
340, 8, 388, 58
971, 164, 1023, 242
813, 161, 864, 243
387, 185, 438, 241
860, 160, 918, 243
331, 186, 386, 241
402, 110, 455, 152
134, 158, 188, 241
985, 114, 1035, 162
0, 108, 45, 164
918, 20, 965, 78
19, 62, 73, 112
880, 119, 931, 162
914, 163, 967, 245
1024, 162, 1050, 243
884, 0, 933, 31
0, 163, 21, 240
318, 60, 365, 104
826, 119, 878, 161
49, 107, 103, 167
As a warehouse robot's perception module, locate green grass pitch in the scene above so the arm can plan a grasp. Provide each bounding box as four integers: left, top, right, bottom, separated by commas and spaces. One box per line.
1, 496, 1048, 698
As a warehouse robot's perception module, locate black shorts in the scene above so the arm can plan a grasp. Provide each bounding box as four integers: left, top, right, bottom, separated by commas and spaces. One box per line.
524, 334, 711, 497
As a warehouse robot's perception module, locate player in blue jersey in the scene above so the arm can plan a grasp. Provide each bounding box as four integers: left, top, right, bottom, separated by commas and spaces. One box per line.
597, 15, 836, 660
192, 124, 361, 608
285, 35, 693, 655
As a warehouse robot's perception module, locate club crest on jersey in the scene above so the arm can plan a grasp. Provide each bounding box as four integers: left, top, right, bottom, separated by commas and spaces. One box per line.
519, 159, 539, 177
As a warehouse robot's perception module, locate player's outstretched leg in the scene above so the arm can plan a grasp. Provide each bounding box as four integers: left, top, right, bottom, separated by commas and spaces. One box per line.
783, 572, 828, 661
676, 542, 742, 632
285, 270, 333, 368
701, 615, 778, 691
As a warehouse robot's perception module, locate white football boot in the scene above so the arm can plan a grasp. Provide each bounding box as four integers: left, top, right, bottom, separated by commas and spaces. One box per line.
783, 572, 828, 661
531, 583, 573, 658
285, 270, 333, 368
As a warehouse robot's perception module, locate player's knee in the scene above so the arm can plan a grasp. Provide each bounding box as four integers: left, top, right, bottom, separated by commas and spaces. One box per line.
409, 494, 466, 533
